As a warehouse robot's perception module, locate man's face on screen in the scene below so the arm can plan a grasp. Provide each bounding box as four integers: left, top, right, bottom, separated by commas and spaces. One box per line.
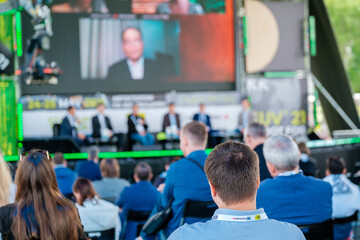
122, 28, 144, 62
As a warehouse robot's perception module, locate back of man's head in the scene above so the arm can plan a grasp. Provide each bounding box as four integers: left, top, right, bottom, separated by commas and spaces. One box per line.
205, 141, 259, 205
181, 121, 208, 148
245, 122, 266, 139
88, 146, 99, 161
53, 152, 65, 165
263, 135, 300, 172
327, 156, 346, 175
134, 162, 152, 181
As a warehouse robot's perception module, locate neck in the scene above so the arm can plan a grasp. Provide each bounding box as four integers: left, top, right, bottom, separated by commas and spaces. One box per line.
183, 146, 204, 157
276, 166, 299, 176
218, 200, 256, 211
249, 139, 265, 150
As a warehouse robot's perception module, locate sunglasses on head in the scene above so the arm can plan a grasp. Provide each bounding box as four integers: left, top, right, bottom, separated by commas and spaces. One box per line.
20, 150, 51, 164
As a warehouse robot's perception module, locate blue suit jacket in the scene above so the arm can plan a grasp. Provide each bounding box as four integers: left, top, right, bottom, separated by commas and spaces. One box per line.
59, 116, 75, 137
116, 181, 160, 240
161, 150, 213, 236
54, 165, 77, 196
75, 160, 102, 181
193, 114, 211, 130
256, 173, 333, 225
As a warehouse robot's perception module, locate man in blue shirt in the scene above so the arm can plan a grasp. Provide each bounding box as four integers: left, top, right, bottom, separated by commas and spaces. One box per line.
193, 103, 212, 132
257, 135, 333, 225
142, 121, 213, 238
116, 162, 160, 240
169, 141, 305, 240
75, 146, 102, 181
53, 152, 77, 196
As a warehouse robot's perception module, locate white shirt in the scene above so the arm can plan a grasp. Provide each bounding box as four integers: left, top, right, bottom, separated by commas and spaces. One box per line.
76, 198, 121, 240
127, 57, 144, 80
323, 174, 360, 218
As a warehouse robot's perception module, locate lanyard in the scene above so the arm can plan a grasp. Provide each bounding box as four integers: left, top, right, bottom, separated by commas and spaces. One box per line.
277, 170, 302, 177
212, 213, 268, 222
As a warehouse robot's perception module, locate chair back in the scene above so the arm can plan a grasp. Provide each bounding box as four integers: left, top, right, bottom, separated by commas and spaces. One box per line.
180, 200, 218, 226
85, 228, 115, 240
53, 123, 61, 137
120, 210, 152, 240
297, 219, 333, 240
333, 210, 358, 225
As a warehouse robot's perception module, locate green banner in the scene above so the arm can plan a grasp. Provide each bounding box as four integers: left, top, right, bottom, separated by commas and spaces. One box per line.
0, 80, 17, 155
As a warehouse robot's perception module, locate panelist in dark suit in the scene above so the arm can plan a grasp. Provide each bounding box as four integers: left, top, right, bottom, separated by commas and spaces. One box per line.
193, 103, 211, 132
107, 27, 168, 91
92, 103, 113, 139
163, 103, 181, 138
59, 106, 87, 146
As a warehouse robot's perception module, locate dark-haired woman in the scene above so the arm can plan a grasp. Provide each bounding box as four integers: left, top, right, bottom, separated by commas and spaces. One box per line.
0, 149, 86, 240
73, 178, 121, 240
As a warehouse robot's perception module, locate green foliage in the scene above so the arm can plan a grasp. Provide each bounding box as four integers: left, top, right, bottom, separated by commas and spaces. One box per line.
324, 0, 360, 92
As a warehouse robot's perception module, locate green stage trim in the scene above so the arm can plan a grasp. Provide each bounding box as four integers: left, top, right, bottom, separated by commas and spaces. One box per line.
4, 138, 360, 162
264, 72, 298, 78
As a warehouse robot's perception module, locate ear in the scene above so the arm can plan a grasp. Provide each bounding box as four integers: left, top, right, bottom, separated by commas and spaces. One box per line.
343, 168, 347, 174
209, 181, 217, 199
256, 175, 260, 189
325, 169, 330, 176
134, 174, 139, 183
266, 162, 277, 177
149, 173, 153, 181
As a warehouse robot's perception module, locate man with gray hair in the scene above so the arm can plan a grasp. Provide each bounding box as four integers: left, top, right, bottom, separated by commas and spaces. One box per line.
256, 135, 333, 225
244, 122, 271, 181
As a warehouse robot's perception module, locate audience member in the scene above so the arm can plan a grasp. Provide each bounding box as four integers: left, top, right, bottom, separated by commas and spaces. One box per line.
193, 103, 212, 132
238, 96, 255, 133
298, 142, 317, 177
75, 146, 102, 181
142, 121, 213, 238
93, 158, 130, 203
244, 122, 271, 181
257, 135, 333, 225
169, 141, 305, 240
153, 157, 180, 188
59, 106, 88, 146
53, 152, 77, 197
324, 156, 360, 240
73, 178, 121, 240
127, 103, 155, 146
116, 162, 160, 240
0, 149, 85, 239
162, 102, 181, 138
156, 0, 204, 15
0, 153, 16, 206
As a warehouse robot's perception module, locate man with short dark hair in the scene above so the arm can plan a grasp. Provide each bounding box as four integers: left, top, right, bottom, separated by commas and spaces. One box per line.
107, 27, 168, 91
162, 102, 181, 138
59, 106, 87, 145
324, 156, 360, 240
193, 103, 211, 132
92, 103, 114, 140
244, 122, 271, 181
168, 141, 305, 239
75, 146, 102, 181
53, 152, 77, 196
257, 135, 333, 225
238, 96, 255, 133
116, 162, 160, 240
142, 121, 213, 238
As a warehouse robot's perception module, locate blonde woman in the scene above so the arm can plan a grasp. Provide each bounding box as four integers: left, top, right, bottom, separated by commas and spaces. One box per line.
0, 153, 16, 207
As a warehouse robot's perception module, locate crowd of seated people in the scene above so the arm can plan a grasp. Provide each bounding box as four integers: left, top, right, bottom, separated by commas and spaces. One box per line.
3, 120, 360, 240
